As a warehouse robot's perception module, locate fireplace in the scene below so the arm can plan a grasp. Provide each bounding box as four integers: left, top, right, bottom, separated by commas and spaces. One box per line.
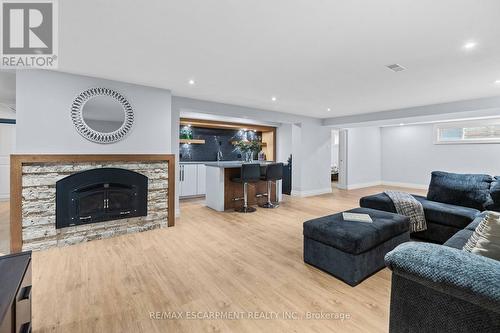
56, 168, 148, 229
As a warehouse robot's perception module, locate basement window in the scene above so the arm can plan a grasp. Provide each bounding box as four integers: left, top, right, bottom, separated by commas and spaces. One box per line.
434, 119, 500, 144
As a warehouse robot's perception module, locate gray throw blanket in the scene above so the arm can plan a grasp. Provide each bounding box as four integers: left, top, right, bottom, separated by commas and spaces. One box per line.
384, 191, 427, 232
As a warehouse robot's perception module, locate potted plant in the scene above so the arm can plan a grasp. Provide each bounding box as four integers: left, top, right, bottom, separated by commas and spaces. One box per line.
234, 139, 261, 162
180, 126, 193, 139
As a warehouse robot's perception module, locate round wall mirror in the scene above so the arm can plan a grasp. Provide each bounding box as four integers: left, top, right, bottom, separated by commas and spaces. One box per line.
82, 96, 126, 133
71, 88, 134, 144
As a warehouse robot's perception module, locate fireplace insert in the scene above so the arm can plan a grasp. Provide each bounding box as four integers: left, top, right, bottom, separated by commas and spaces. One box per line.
56, 168, 148, 229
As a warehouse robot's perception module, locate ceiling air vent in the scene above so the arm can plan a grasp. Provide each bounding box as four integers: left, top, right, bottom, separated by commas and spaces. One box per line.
386, 64, 407, 72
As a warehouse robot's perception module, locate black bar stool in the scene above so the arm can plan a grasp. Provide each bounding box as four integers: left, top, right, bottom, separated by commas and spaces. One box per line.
260, 163, 283, 208
231, 163, 261, 213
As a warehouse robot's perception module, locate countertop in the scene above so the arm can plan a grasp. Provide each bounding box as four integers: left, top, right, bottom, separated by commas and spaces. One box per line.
204, 161, 275, 168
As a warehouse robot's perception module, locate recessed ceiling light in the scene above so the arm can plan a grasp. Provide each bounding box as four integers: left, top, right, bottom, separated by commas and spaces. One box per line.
495, 80, 500, 85
188, 79, 195, 85
463, 41, 477, 50
271, 96, 277, 102
327, 108, 331, 112
399, 123, 405, 126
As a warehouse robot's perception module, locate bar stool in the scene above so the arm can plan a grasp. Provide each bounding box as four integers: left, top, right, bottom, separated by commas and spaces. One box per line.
260, 163, 283, 208
231, 163, 261, 213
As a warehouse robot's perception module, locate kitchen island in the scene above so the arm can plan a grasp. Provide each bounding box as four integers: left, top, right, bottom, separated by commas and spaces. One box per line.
205, 161, 282, 211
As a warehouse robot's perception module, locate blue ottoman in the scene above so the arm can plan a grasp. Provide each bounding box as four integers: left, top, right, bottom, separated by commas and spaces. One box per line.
303, 207, 410, 286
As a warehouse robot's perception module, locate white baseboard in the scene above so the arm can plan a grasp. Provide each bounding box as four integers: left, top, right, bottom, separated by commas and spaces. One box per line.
291, 187, 332, 197
342, 180, 428, 191
381, 181, 428, 190
346, 181, 382, 190
175, 208, 181, 218
0, 195, 9, 202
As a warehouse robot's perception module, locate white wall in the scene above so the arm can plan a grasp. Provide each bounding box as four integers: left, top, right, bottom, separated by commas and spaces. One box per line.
0, 81, 16, 200
16, 70, 172, 154
170, 99, 181, 215
331, 130, 339, 168
0, 124, 15, 200
290, 123, 302, 194
293, 121, 332, 195
277, 123, 292, 163
346, 127, 381, 189
381, 124, 500, 186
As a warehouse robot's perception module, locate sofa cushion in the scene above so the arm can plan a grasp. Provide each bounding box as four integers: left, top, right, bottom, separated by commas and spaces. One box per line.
463, 212, 500, 261
443, 229, 474, 249
303, 208, 409, 254
359, 193, 397, 213
413, 195, 480, 229
466, 214, 486, 231
412, 222, 462, 245
486, 176, 500, 212
426, 171, 493, 211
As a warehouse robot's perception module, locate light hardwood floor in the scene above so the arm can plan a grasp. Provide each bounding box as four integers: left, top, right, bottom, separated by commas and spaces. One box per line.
30, 185, 425, 333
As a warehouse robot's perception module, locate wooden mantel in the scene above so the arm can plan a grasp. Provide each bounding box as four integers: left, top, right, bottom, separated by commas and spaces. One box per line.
10, 154, 176, 253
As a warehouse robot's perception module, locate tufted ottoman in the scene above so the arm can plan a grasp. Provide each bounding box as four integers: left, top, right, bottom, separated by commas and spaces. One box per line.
303, 207, 410, 286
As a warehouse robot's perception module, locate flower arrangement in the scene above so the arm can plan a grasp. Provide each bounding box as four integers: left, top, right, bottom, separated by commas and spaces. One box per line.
234, 140, 261, 153
233, 139, 262, 162
180, 126, 193, 139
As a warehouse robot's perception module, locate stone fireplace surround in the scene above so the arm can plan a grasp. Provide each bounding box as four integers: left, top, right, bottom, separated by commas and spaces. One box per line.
10, 155, 175, 252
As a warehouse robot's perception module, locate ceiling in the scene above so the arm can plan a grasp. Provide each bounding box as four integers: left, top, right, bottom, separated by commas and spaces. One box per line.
54, 0, 500, 118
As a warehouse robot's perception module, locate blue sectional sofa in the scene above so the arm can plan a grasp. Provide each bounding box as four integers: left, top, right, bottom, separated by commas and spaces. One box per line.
385, 214, 500, 332
360, 171, 500, 244
361, 171, 500, 332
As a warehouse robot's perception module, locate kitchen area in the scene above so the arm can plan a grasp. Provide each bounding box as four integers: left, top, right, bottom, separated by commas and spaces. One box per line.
178, 118, 291, 211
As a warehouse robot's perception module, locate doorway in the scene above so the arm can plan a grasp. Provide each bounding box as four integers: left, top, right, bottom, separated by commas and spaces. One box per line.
0, 121, 15, 254
337, 129, 348, 189
331, 130, 339, 188
0, 70, 17, 254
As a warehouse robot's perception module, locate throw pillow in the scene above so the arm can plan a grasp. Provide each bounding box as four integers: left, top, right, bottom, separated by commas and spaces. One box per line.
463, 211, 500, 261
427, 171, 493, 210
485, 176, 500, 212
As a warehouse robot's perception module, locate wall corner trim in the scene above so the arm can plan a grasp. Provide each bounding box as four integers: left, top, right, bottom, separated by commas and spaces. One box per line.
291, 187, 333, 197
380, 181, 428, 190
346, 181, 382, 190
343, 181, 428, 190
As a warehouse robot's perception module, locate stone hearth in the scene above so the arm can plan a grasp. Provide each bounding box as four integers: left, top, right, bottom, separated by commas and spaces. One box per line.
21, 161, 169, 251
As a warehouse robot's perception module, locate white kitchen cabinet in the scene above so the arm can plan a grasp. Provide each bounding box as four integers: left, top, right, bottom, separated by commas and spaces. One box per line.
179, 163, 207, 198
179, 164, 198, 197
196, 164, 206, 195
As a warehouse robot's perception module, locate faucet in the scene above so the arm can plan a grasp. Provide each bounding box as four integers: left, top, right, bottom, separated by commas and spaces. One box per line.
215, 136, 223, 161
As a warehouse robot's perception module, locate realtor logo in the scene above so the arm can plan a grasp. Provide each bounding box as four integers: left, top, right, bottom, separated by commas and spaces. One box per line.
1, 0, 58, 68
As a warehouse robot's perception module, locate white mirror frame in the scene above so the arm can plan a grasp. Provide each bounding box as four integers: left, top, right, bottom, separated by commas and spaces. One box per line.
71, 87, 134, 144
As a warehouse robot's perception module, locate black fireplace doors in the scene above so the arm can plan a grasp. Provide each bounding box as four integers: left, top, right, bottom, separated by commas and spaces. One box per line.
56, 168, 148, 229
